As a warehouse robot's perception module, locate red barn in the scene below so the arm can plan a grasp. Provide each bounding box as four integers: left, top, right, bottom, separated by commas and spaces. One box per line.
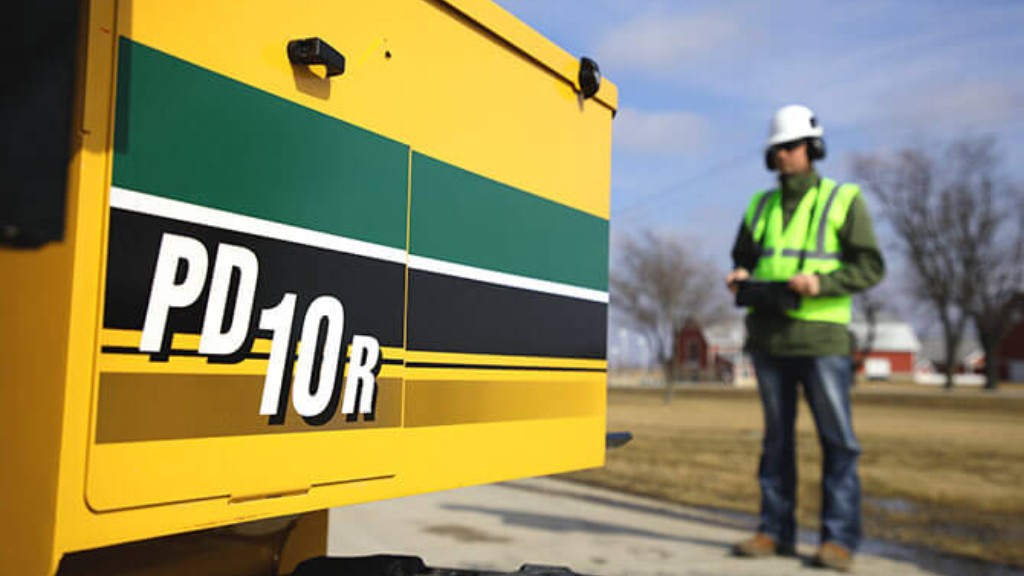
674, 320, 755, 385
673, 316, 922, 384
675, 321, 709, 377
849, 318, 920, 379
997, 294, 1024, 382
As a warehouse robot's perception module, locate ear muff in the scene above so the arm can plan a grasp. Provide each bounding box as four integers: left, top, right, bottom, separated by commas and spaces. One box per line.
807, 137, 826, 161
765, 138, 827, 172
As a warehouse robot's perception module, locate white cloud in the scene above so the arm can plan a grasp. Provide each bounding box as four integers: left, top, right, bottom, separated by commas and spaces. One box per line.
595, 7, 755, 75
614, 107, 711, 155
591, 0, 1024, 139
883, 81, 1023, 133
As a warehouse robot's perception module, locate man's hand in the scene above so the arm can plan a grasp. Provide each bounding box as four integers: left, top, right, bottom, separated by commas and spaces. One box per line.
726, 268, 750, 294
788, 273, 820, 296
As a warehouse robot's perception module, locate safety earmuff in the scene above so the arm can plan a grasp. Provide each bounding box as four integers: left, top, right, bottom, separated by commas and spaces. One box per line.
807, 137, 826, 161
764, 137, 827, 171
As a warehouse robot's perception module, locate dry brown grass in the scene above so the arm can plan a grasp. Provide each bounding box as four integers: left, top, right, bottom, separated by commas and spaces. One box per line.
564, 385, 1024, 567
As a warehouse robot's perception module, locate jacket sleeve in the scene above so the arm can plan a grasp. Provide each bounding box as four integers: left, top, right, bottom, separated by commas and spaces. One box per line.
817, 193, 885, 296
730, 219, 760, 273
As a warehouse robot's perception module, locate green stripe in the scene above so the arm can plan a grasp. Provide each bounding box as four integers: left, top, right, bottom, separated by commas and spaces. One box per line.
410, 153, 609, 291
112, 37, 408, 250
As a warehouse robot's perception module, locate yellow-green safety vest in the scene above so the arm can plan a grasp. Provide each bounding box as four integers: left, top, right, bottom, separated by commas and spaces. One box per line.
744, 178, 860, 325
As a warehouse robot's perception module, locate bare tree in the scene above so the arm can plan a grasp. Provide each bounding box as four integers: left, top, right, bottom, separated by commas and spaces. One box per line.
851, 290, 884, 373
942, 139, 1024, 389
852, 137, 1024, 389
610, 230, 730, 401
853, 146, 967, 389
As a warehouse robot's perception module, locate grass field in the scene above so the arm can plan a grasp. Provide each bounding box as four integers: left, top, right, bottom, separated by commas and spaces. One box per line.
564, 384, 1024, 567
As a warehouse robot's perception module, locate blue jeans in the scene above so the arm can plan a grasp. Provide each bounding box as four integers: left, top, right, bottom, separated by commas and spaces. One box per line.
751, 353, 862, 551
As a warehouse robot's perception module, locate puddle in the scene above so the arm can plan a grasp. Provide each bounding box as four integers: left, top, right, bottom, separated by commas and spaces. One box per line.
422, 524, 513, 544
867, 496, 918, 514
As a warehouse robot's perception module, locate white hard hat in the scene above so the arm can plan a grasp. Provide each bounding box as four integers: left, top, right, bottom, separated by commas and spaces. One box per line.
767, 104, 824, 147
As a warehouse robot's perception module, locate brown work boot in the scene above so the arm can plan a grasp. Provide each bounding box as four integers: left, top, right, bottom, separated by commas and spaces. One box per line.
813, 541, 854, 572
732, 532, 796, 557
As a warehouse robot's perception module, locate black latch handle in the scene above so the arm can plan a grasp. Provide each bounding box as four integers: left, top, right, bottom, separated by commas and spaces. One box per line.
606, 431, 633, 449
287, 38, 346, 78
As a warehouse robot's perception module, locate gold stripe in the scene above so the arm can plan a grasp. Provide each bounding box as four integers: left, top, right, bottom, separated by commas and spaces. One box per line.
99, 329, 405, 374
405, 350, 606, 370
404, 377, 603, 428
101, 328, 142, 348
99, 354, 269, 375
252, 338, 272, 354
96, 374, 402, 443
98, 354, 405, 379
102, 329, 275, 355
171, 332, 201, 349
369, 345, 405, 359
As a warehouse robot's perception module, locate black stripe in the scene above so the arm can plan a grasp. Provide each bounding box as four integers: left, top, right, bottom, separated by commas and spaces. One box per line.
781, 248, 841, 259
100, 345, 404, 365
405, 361, 606, 372
407, 269, 607, 359
104, 209, 405, 350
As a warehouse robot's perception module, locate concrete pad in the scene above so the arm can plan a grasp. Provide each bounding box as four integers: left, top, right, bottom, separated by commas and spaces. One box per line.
329, 477, 1022, 576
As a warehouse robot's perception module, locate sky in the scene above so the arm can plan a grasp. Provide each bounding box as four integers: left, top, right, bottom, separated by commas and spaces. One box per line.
494, 0, 1024, 363
493, 0, 1024, 255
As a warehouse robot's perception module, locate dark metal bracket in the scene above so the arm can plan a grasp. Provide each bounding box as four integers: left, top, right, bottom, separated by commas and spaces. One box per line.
577, 57, 601, 100
287, 38, 346, 78
605, 431, 633, 449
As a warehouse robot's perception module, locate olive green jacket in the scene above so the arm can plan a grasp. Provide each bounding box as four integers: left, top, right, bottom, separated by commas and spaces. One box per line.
730, 171, 885, 356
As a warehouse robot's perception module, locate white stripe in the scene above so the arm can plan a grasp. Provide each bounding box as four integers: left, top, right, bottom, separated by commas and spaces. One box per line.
109, 187, 408, 264
110, 187, 609, 303
408, 255, 609, 303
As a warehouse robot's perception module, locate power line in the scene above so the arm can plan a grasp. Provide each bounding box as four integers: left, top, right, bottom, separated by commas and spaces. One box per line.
609, 4, 1023, 223
613, 117, 1024, 225
615, 145, 761, 221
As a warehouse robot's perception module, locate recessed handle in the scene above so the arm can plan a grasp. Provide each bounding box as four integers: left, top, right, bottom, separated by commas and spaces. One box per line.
287, 37, 346, 78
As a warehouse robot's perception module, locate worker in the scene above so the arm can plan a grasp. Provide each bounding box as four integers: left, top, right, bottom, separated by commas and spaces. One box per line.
725, 104, 885, 571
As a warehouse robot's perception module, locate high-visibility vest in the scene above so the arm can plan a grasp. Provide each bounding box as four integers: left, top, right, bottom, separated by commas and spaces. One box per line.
744, 177, 860, 325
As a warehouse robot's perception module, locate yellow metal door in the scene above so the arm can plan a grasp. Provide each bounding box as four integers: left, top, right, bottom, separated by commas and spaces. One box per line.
88, 1, 415, 511
0, 1, 616, 572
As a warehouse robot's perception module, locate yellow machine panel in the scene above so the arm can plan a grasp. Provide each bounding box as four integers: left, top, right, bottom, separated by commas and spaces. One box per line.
0, 1, 616, 574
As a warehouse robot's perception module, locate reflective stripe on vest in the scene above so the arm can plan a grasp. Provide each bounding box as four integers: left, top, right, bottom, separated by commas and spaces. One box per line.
743, 178, 860, 324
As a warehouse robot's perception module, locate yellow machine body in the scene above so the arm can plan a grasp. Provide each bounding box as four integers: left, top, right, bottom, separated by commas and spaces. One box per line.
0, 1, 616, 574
